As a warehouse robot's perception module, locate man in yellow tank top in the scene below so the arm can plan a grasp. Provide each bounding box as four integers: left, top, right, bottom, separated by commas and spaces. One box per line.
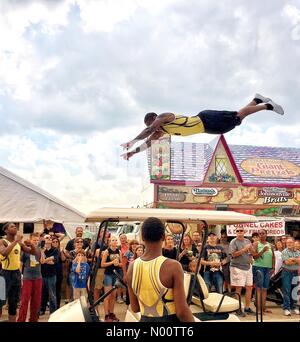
0, 222, 36, 322
121, 93, 284, 160
126, 217, 194, 322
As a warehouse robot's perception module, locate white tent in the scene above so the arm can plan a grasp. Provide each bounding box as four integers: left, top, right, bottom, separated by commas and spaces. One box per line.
0, 166, 86, 224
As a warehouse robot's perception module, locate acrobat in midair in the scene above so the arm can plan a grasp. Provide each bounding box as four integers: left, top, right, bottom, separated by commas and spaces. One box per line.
121, 93, 284, 160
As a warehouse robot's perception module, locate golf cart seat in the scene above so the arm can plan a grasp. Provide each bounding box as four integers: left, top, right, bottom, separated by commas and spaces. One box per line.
184, 271, 192, 298
124, 308, 141, 322
192, 274, 241, 314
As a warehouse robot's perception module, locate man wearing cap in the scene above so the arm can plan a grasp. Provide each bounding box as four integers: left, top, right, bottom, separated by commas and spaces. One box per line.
201, 232, 227, 294
229, 227, 255, 316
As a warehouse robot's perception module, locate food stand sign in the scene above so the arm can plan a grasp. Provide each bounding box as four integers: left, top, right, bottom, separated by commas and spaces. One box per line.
226, 219, 285, 236
158, 187, 187, 202
258, 187, 294, 204
241, 158, 300, 178
192, 188, 218, 196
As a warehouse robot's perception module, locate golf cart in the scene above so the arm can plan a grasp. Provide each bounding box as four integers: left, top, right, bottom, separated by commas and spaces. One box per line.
48, 207, 258, 322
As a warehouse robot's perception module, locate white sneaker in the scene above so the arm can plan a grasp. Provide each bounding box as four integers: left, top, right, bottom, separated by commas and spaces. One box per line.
284, 309, 291, 316
267, 99, 284, 115
117, 297, 124, 304
294, 309, 300, 315
254, 93, 271, 103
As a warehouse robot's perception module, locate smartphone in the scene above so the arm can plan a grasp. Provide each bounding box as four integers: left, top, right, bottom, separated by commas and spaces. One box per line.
40, 240, 45, 248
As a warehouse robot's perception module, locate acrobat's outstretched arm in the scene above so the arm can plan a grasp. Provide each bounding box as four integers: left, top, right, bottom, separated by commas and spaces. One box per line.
121, 131, 164, 160
121, 127, 153, 150
121, 112, 175, 150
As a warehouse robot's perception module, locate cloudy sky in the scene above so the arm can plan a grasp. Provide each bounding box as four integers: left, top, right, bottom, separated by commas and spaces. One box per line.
1, 0, 300, 214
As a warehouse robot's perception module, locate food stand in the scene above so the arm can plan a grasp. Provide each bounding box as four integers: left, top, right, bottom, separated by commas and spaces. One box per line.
142, 135, 300, 237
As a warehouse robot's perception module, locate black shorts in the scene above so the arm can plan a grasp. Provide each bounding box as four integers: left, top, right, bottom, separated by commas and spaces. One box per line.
0, 269, 21, 315
198, 110, 241, 134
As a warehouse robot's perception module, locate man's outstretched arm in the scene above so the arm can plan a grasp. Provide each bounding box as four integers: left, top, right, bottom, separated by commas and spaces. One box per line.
149, 112, 175, 131
121, 113, 175, 150
121, 127, 153, 150
121, 131, 164, 160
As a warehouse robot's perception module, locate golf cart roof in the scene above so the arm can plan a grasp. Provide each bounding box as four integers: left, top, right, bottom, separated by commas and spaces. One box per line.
85, 207, 258, 225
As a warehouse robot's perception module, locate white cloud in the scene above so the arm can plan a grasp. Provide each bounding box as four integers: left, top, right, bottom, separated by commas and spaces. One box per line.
77, 0, 139, 33
0, 126, 146, 213
225, 123, 300, 147
283, 4, 300, 26
0, 0, 70, 100
77, 0, 176, 32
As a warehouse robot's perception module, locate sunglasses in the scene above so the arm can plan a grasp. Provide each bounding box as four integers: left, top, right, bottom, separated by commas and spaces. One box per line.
76, 241, 83, 243
236, 230, 244, 233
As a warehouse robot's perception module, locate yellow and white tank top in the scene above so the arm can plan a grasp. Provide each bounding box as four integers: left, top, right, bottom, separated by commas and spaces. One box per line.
161, 114, 205, 136
132, 255, 176, 317
0, 239, 21, 271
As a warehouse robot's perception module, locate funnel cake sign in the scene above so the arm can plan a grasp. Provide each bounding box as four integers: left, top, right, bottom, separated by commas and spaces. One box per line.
241, 158, 300, 178
227, 219, 285, 236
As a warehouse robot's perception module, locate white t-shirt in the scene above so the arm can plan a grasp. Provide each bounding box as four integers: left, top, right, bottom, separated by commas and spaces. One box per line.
274, 250, 282, 275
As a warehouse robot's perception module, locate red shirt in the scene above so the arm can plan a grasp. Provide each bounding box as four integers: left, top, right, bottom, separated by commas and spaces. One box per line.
119, 243, 129, 270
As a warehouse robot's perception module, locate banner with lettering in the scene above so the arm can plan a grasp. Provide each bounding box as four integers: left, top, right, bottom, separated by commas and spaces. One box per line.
150, 136, 171, 180
226, 219, 285, 236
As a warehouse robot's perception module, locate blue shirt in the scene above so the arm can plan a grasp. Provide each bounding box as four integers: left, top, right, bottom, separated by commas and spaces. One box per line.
72, 262, 90, 288
124, 250, 134, 270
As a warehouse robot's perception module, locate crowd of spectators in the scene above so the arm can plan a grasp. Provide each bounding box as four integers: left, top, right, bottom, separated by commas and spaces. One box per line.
164, 226, 300, 317
1, 221, 299, 322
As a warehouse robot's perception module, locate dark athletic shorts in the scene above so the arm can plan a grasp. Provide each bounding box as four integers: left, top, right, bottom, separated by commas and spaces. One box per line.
198, 110, 241, 134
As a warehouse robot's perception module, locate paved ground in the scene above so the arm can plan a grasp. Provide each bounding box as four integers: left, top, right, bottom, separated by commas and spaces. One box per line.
1, 299, 299, 322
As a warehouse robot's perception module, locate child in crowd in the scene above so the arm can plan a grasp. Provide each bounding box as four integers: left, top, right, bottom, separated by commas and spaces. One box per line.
188, 259, 201, 298
72, 250, 90, 300
123, 240, 139, 267
120, 240, 140, 305
134, 244, 145, 259
251, 232, 259, 244
162, 234, 177, 260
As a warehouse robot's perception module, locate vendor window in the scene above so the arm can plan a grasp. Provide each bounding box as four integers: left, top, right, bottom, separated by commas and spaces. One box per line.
215, 204, 228, 211
279, 206, 293, 216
